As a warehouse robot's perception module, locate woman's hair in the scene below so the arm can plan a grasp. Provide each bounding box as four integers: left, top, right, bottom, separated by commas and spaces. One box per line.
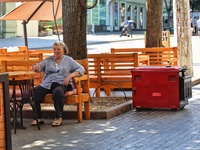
52, 41, 68, 54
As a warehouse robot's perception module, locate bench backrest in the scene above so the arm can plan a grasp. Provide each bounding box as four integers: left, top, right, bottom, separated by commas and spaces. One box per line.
87, 53, 139, 82
27, 49, 53, 59
0, 53, 43, 61
76, 59, 89, 75
0, 54, 43, 72
1, 60, 42, 86
111, 47, 178, 66
0, 46, 28, 54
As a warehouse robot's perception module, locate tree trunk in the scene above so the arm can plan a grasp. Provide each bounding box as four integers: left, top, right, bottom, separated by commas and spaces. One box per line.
146, 0, 163, 48
176, 0, 193, 76
62, 0, 87, 60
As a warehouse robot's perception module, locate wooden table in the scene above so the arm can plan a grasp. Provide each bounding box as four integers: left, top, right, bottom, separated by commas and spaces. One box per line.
7, 71, 36, 79
7, 71, 36, 134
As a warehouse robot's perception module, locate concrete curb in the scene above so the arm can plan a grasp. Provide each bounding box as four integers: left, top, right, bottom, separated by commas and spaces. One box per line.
22, 101, 132, 120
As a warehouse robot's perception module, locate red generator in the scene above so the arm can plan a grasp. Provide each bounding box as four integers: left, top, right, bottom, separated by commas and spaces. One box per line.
131, 66, 192, 110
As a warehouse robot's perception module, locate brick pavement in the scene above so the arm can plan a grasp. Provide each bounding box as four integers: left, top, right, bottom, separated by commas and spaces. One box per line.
12, 83, 200, 150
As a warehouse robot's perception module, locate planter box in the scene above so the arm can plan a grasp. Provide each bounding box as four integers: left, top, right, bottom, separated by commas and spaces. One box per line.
38, 31, 46, 37
45, 30, 53, 36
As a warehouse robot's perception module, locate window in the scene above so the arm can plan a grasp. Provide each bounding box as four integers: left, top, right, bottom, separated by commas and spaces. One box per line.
99, 0, 106, 25
114, 2, 118, 26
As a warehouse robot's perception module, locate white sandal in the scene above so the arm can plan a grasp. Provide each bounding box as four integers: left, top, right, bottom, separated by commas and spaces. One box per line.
52, 118, 62, 127
31, 119, 44, 126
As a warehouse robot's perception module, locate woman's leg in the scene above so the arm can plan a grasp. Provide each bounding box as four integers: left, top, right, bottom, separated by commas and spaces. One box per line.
34, 86, 50, 119
51, 84, 73, 119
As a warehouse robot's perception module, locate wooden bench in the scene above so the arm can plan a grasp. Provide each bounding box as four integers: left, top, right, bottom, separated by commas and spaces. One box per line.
53, 25, 63, 34
0, 53, 43, 72
0, 46, 28, 54
0, 53, 43, 61
1, 60, 43, 86
1, 59, 90, 123
87, 53, 139, 97
0, 46, 52, 59
27, 49, 53, 59
111, 47, 178, 66
41, 59, 90, 123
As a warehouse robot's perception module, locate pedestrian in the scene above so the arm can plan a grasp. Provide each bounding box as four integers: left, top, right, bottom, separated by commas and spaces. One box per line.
197, 17, 200, 38
193, 16, 197, 35
120, 18, 131, 37
190, 19, 195, 35
31, 41, 85, 126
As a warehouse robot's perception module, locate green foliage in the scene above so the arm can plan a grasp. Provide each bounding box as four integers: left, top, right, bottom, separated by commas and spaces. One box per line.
190, 0, 200, 11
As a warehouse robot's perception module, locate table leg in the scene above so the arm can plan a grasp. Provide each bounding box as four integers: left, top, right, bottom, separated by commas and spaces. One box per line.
10, 78, 26, 134
12, 78, 17, 134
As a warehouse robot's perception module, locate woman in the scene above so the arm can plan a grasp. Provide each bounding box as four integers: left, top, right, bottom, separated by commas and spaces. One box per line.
31, 41, 85, 126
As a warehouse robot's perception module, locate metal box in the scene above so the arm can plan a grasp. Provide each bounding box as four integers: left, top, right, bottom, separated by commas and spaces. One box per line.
131, 66, 191, 110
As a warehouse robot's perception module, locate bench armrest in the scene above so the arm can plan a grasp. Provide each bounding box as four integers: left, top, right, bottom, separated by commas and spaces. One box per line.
73, 75, 88, 83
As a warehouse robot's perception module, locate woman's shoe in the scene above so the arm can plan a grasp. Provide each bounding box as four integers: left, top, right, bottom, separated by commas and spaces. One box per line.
52, 118, 62, 127
31, 119, 44, 126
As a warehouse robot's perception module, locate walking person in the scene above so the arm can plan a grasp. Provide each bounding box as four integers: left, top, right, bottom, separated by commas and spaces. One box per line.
193, 16, 197, 35
191, 19, 195, 35
120, 18, 131, 37
31, 41, 85, 126
197, 17, 200, 38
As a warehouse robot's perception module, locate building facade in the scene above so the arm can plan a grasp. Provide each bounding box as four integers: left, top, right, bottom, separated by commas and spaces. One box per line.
0, 0, 146, 37
87, 0, 146, 33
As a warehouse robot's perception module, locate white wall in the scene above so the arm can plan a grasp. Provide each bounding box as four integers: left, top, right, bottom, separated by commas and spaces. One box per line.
16, 20, 38, 37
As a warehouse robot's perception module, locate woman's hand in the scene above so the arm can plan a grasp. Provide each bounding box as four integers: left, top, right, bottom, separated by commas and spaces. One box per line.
63, 76, 71, 86
32, 63, 40, 71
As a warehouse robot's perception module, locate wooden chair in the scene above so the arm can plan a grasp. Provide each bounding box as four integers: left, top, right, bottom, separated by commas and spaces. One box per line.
9, 78, 40, 133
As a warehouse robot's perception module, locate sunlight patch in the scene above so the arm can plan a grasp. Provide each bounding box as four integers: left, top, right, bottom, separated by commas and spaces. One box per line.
98, 122, 111, 126
138, 130, 158, 134
194, 140, 200, 143
21, 140, 56, 148
104, 126, 117, 131
71, 139, 84, 144
63, 144, 75, 147
83, 130, 104, 134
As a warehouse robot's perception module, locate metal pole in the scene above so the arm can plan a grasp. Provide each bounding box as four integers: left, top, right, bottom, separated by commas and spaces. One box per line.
22, 20, 28, 48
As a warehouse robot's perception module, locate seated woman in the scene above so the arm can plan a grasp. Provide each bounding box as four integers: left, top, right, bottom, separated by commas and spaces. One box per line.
31, 41, 85, 126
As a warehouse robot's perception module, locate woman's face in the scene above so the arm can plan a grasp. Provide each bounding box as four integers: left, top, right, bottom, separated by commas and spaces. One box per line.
53, 44, 64, 59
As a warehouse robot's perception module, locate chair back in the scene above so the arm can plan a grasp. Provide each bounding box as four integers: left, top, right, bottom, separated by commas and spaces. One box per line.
9, 79, 34, 104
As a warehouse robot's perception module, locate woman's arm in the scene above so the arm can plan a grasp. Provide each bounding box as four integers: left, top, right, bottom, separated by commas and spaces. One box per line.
63, 71, 80, 86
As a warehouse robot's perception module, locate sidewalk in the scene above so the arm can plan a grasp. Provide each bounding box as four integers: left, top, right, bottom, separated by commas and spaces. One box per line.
0, 31, 145, 49
12, 84, 200, 150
